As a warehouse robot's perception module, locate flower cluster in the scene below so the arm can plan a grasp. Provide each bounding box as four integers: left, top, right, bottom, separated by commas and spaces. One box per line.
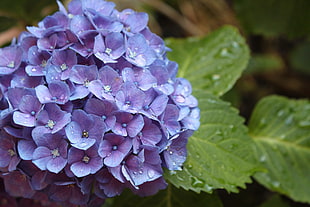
0, 0, 200, 206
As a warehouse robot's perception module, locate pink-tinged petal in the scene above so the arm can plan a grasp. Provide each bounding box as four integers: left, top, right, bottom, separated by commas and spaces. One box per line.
127, 115, 144, 137
13, 111, 36, 127
17, 140, 36, 160
47, 157, 67, 173
35, 85, 53, 104
70, 162, 91, 177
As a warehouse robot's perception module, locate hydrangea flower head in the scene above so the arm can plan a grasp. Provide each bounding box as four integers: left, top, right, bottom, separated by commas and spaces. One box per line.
0, 0, 200, 206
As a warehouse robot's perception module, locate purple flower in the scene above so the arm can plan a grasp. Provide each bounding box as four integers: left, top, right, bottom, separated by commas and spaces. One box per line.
132, 177, 167, 197
125, 34, 156, 67
80, 0, 115, 15
32, 103, 71, 135
171, 78, 198, 108
84, 98, 118, 130
160, 104, 181, 136
94, 32, 125, 63
149, 60, 174, 95
70, 15, 95, 39
108, 111, 144, 137
95, 168, 125, 198
48, 181, 89, 205
163, 130, 193, 170
119, 9, 149, 34
65, 109, 106, 150
12, 95, 42, 127
141, 28, 166, 56
88, 65, 123, 100
7, 87, 35, 109
10, 68, 44, 89
90, 12, 123, 36
0, 0, 200, 204
0, 135, 20, 171
17, 139, 36, 161
69, 64, 99, 100
122, 67, 156, 91
35, 81, 70, 104
31, 133, 68, 173
121, 146, 163, 187
25, 46, 51, 76
115, 82, 145, 113
140, 89, 168, 119
181, 107, 200, 130
98, 133, 132, 167
132, 117, 162, 153
68, 145, 103, 177
50, 50, 77, 80
0, 46, 23, 75
70, 33, 96, 57
1, 171, 36, 198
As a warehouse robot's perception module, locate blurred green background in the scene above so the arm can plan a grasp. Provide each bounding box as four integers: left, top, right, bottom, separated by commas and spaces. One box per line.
0, 0, 309, 206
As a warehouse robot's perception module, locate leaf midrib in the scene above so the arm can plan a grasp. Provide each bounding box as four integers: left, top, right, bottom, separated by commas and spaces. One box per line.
252, 135, 310, 152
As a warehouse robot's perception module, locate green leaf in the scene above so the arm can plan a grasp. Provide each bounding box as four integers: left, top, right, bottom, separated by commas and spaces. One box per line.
234, 0, 310, 38
165, 26, 250, 97
109, 185, 222, 207
248, 95, 310, 203
165, 89, 259, 193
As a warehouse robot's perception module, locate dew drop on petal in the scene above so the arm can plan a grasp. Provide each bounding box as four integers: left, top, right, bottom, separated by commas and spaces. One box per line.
7, 61, 15, 68
147, 169, 155, 179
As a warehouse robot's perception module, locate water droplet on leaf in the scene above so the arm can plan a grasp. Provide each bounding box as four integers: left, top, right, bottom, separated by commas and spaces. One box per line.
191, 176, 205, 188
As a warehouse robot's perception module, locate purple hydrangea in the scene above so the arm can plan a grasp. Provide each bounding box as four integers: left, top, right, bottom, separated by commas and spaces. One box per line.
0, 0, 200, 206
